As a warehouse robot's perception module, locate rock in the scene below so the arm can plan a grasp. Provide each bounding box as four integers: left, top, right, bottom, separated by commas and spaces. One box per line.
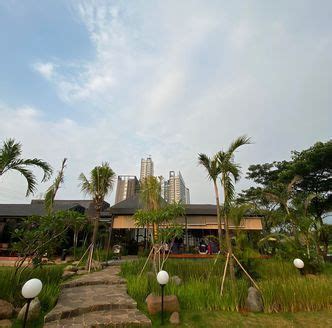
0, 300, 14, 319
170, 275, 182, 286
146, 294, 180, 315
245, 287, 263, 312
62, 271, 76, 279
64, 265, 78, 272
0, 319, 12, 328
17, 297, 41, 322
77, 269, 88, 275
169, 312, 180, 325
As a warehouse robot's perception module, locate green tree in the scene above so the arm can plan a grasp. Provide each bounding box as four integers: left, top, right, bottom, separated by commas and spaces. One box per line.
139, 176, 162, 243
79, 162, 116, 271
217, 135, 251, 281
0, 138, 52, 196
198, 154, 223, 247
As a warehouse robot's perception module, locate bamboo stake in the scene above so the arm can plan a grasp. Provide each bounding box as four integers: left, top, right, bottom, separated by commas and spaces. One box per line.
220, 252, 230, 296
139, 246, 154, 277
232, 254, 260, 291
76, 243, 92, 268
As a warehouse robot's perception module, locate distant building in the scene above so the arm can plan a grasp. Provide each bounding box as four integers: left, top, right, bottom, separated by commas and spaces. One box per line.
115, 175, 139, 204
163, 171, 190, 204
140, 156, 154, 180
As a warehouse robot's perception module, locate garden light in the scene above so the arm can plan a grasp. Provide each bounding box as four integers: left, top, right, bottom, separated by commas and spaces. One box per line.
157, 270, 169, 325
21, 278, 43, 328
293, 258, 304, 269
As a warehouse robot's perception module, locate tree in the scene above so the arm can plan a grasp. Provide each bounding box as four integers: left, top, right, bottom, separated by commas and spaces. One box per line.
198, 154, 223, 247
217, 135, 251, 281
0, 138, 52, 196
79, 162, 116, 271
139, 176, 162, 243
44, 158, 67, 215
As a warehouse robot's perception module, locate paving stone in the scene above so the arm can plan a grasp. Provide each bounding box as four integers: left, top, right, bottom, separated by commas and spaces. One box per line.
44, 265, 151, 327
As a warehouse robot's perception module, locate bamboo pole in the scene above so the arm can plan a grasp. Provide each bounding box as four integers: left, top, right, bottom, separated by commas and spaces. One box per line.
232, 254, 260, 291
220, 252, 230, 296
139, 246, 154, 277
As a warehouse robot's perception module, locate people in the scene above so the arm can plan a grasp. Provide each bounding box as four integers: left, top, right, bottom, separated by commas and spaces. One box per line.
198, 239, 208, 254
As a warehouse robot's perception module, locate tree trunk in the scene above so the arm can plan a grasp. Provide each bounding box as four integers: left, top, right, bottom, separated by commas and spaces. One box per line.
222, 175, 235, 282
213, 180, 223, 249
87, 206, 101, 272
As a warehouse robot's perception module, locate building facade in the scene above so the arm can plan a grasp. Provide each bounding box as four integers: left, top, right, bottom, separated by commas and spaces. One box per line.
163, 171, 190, 204
115, 175, 140, 204
140, 156, 154, 180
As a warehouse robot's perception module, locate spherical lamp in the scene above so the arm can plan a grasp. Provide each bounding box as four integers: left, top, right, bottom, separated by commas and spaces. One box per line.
293, 258, 304, 269
157, 270, 169, 286
21, 278, 42, 328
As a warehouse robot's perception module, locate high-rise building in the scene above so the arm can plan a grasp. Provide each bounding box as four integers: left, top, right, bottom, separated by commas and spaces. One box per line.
163, 171, 190, 204
115, 175, 139, 204
140, 156, 154, 180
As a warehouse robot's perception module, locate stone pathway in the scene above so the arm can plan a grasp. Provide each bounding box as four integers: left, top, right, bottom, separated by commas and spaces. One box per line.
44, 266, 151, 327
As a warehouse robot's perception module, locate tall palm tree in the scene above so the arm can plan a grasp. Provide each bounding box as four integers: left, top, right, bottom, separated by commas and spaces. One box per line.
79, 162, 116, 271
198, 154, 223, 247
217, 135, 251, 281
0, 138, 52, 196
139, 176, 162, 243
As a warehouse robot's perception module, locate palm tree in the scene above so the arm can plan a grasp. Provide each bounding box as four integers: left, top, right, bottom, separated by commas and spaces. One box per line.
44, 158, 67, 215
79, 162, 116, 271
0, 138, 52, 196
139, 176, 162, 243
217, 135, 251, 281
198, 154, 223, 247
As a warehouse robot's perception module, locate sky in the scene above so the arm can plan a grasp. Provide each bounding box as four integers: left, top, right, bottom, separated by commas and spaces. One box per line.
0, 0, 331, 205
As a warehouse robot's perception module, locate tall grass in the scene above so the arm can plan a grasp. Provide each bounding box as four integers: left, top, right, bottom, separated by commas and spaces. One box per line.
122, 258, 332, 313
0, 265, 64, 312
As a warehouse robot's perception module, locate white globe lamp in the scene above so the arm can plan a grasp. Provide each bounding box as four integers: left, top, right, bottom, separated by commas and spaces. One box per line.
157, 270, 169, 325
157, 270, 169, 286
293, 258, 304, 269
21, 278, 43, 328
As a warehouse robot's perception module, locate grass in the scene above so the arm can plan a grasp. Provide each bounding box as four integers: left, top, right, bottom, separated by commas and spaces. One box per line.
0, 264, 65, 327
121, 258, 332, 316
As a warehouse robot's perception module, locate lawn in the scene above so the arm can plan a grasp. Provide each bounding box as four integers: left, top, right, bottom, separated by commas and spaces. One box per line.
121, 258, 332, 326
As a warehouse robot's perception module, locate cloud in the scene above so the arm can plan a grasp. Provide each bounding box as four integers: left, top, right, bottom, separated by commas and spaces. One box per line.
33, 62, 55, 80
2, 1, 332, 204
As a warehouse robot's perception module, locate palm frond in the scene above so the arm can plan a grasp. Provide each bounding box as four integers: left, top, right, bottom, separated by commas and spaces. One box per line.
22, 158, 53, 181
198, 153, 220, 181
227, 135, 251, 154
13, 166, 37, 196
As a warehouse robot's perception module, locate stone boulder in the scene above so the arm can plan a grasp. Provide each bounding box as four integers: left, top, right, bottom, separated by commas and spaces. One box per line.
146, 294, 180, 315
17, 297, 41, 322
0, 319, 12, 328
64, 265, 78, 272
170, 275, 182, 286
62, 271, 76, 279
0, 300, 14, 319
169, 311, 180, 325
245, 287, 263, 312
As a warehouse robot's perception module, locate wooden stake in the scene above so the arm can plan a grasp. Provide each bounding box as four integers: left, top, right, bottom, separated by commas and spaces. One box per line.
139, 246, 154, 277
220, 252, 230, 296
232, 254, 260, 291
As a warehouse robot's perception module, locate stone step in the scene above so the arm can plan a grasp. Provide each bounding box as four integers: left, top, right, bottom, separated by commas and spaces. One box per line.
44, 285, 136, 323
44, 308, 152, 327
61, 266, 126, 289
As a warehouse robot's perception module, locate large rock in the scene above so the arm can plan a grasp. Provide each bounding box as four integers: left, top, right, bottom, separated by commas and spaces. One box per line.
146, 294, 180, 315
62, 271, 76, 279
245, 287, 263, 312
170, 275, 182, 286
0, 319, 12, 328
17, 297, 41, 322
64, 265, 78, 273
169, 312, 180, 325
0, 300, 14, 319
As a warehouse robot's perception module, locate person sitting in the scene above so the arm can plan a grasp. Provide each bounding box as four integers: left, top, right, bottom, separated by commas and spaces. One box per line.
198, 240, 208, 254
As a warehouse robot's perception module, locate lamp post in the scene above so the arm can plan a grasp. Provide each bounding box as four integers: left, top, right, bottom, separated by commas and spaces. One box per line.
21, 278, 43, 328
293, 258, 304, 275
157, 270, 169, 325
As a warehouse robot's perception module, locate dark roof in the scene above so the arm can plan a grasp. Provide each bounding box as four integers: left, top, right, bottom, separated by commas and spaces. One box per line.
0, 202, 85, 217
30, 199, 109, 210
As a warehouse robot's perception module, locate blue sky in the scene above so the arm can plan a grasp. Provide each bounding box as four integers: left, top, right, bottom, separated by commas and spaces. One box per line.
0, 0, 331, 205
